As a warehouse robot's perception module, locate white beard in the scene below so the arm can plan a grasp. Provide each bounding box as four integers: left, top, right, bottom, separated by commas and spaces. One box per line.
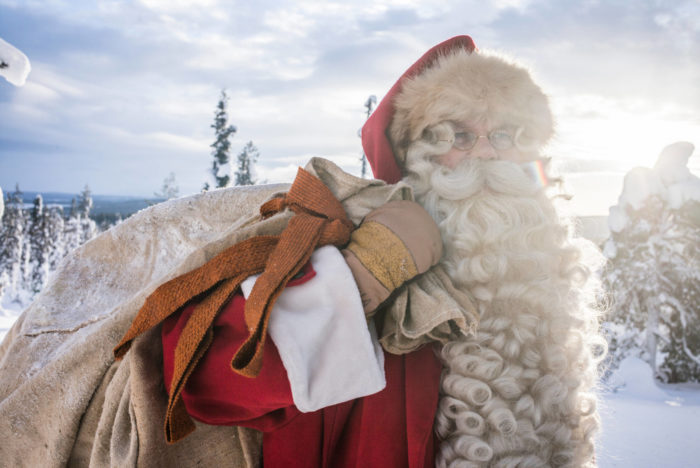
403, 143, 605, 468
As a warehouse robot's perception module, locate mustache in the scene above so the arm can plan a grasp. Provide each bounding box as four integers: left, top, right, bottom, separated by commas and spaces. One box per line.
427, 158, 541, 202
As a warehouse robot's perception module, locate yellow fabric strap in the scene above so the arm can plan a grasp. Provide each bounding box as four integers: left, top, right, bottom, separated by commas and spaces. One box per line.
345, 220, 418, 291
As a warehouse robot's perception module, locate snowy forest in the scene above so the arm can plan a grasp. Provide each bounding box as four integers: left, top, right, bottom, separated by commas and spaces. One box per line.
0, 185, 99, 308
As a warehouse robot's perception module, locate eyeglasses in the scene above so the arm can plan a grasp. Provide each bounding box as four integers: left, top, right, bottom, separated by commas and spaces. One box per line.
440, 128, 516, 152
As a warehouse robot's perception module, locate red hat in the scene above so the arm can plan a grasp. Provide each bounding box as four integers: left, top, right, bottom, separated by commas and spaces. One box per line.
361, 36, 476, 184
361, 35, 553, 183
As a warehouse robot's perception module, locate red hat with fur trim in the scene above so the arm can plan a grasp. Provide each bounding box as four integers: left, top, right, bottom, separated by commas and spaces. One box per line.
361, 36, 554, 183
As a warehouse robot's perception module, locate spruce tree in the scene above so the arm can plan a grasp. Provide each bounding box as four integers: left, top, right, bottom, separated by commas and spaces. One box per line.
63, 207, 82, 255
28, 194, 50, 294
47, 206, 66, 272
77, 185, 98, 244
235, 141, 259, 186
207, 90, 237, 190
64, 185, 98, 254
77, 184, 93, 217
0, 270, 8, 307
0, 184, 27, 299
69, 197, 77, 218
155, 172, 180, 200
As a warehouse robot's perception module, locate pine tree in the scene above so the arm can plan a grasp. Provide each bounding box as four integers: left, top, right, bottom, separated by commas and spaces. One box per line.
28, 194, 50, 294
0, 184, 28, 300
77, 185, 98, 245
63, 210, 82, 255
235, 141, 259, 186
69, 197, 77, 218
155, 172, 180, 200
64, 185, 98, 253
602, 142, 700, 383
77, 184, 93, 217
0, 270, 8, 307
25, 195, 66, 296
207, 90, 237, 190
46, 206, 65, 272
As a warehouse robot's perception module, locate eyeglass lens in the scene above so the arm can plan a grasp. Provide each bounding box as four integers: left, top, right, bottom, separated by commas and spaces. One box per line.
453, 130, 514, 151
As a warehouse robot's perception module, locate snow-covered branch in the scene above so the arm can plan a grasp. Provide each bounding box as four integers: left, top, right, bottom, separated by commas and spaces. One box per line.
0, 37, 31, 86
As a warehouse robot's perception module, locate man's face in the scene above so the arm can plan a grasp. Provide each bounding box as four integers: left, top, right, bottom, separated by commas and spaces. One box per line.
433, 118, 534, 168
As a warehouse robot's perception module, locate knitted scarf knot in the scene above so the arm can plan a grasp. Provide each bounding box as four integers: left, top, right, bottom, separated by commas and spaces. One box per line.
113, 168, 353, 443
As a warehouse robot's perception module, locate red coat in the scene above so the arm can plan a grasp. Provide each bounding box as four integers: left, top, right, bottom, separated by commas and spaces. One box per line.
162, 266, 442, 467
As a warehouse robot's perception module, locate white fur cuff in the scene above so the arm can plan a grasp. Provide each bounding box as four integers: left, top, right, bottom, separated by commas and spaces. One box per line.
241, 245, 386, 412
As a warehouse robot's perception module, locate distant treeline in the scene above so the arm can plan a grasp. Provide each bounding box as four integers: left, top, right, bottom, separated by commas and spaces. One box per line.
18, 190, 161, 218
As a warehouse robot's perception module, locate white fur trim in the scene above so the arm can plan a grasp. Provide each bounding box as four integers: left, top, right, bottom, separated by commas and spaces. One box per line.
241, 245, 386, 412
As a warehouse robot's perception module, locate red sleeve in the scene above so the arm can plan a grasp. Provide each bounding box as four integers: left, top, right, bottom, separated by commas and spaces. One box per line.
161, 263, 316, 431
161, 264, 316, 432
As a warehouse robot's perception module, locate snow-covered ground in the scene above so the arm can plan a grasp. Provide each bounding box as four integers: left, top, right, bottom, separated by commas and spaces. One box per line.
0, 298, 24, 342
1, 301, 698, 466
0, 312, 18, 343
597, 357, 700, 467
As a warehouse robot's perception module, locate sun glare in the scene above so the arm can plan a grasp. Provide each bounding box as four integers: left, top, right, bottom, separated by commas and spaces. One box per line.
557, 112, 698, 170
550, 103, 699, 216
597, 115, 697, 168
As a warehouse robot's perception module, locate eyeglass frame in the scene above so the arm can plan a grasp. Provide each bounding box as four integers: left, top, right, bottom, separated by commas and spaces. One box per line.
437, 124, 519, 152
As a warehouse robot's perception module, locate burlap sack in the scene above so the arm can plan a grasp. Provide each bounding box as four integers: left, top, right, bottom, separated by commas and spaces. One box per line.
0, 158, 477, 467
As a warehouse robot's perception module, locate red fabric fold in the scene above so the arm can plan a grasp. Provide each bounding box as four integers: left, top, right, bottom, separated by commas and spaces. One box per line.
161, 263, 442, 467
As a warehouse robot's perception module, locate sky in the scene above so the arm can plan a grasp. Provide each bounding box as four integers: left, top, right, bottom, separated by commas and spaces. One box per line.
0, 0, 698, 216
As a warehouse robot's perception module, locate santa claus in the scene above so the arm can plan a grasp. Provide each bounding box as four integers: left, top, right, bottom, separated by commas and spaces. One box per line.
369, 36, 606, 467
153, 35, 604, 467
0, 36, 604, 468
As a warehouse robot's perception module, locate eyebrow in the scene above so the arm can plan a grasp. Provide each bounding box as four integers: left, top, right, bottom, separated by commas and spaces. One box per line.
449, 122, 473, 131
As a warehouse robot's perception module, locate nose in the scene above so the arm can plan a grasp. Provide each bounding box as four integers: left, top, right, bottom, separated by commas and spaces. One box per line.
469, 136, 498, 160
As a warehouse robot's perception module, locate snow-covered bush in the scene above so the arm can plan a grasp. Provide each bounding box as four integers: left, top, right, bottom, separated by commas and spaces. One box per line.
602, 142, 700, 383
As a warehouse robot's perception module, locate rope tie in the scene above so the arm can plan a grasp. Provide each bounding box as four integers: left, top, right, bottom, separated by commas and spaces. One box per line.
113, 168, 353, 443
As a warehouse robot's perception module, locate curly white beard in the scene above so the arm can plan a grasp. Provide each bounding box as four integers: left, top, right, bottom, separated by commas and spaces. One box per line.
403, 135, 606, 468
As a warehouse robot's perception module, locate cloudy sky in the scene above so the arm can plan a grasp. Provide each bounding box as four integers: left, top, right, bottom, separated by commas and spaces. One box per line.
1, 0, 698, 215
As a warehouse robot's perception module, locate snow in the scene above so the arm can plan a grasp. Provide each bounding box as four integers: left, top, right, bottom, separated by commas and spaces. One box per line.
655, 142, 700, 210
617, 167, 664, 211
607, 205, 628, 234
668, 177, 700, 210
598, 357, 700, 467
0, 298, 24, 342
607, 141, 698, 234
0, 37, 31, 86
654, 141, 694, 185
